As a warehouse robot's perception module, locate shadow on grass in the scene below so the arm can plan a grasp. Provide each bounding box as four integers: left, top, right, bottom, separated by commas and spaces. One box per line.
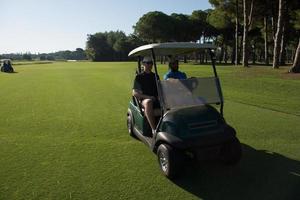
173, 144, 300, 200
1, 71, 18, 74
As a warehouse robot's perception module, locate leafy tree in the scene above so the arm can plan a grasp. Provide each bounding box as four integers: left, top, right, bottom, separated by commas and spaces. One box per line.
85, 31, 145, 61
39, 54, 47, 60
105, 31, 127, 60
46, 55, 55, 60
86, 32, 114, 61
189, 10, 209, 41
209, 0, 243, 64
126, 34, 147, 60
208, 9, 232, 30
208, 8, 235, 63
22, 53, 32, 61
126, 34, 146, 49
74, 48, 87, 60
134, 11, 173, 42
170, 13, 193, 41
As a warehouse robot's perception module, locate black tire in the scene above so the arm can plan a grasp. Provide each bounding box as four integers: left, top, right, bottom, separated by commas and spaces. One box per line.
219, 137, 242, 165
127, 112, 134, 137
157, 143, 183, 179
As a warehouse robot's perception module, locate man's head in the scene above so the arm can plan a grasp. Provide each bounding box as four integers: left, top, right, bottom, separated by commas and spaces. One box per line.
142, 56, 153, 72
168, 57, 179, 72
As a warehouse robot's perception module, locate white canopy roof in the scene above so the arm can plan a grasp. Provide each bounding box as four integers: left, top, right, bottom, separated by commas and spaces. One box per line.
0, 59, 12, 64
128, 42, 216, 57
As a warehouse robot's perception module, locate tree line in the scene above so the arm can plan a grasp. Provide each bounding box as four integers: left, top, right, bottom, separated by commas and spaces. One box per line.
85, 10, 214, 62
85, 31, 145, 61
208, 0, 300, 72
0, 48, 87, 61
86, 0, 300, 72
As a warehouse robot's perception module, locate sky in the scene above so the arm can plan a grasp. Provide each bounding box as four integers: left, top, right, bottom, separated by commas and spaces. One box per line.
0, 0, 211, 54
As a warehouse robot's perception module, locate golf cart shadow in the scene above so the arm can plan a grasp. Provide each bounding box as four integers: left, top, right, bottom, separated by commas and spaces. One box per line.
173, 144, 300, 200
1, 71, 18, 74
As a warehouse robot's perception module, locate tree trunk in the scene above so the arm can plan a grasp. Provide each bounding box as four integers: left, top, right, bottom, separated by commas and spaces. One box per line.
264, 15, 269, 65
279, 5, 288, 66
235, 0, 239, 65
271, 16, 277, 42
224, 45, 228, 64
232, 45, 236, 64
279, 24, 286, 65
260, 50, 264, 62
289, 38, 300, 73
200, 52, 203, 64
242, 0, 254, 67
219, 46, 224, 63
252, 44, 256, 64
242, 0, 249, 67
271, 1, 278, 41
272, 0, 285, 69
238, 33, 243, 64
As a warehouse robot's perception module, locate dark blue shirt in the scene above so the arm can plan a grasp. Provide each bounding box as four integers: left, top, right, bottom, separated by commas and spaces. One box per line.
163, 70, 187, 80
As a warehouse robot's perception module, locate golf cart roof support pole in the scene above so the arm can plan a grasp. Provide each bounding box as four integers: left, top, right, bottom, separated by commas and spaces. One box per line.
209, 49, 224, 117
137, 56, 142, 74
151, 48, 165, 117
209, 49, 218, 78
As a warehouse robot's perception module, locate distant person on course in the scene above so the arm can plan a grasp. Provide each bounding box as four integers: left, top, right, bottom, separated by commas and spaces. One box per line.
163, 58, 187, 80
132, 56, 159, 135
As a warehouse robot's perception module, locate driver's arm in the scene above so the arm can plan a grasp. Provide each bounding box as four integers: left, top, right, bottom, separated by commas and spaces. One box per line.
132, 89, 155, 101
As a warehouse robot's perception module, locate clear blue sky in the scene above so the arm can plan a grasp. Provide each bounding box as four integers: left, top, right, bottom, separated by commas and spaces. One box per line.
0, 0, 211, 54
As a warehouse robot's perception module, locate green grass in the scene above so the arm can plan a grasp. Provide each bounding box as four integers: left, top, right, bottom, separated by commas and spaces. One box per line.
0, 62, 299, 200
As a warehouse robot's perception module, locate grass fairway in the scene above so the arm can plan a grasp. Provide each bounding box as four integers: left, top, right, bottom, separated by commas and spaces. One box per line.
0, 62, 299, 200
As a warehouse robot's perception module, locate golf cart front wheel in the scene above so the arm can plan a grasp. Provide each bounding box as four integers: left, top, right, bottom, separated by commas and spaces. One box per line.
157, 144, 183, 179
127, 112, 135, 138
220, 137, 242, 165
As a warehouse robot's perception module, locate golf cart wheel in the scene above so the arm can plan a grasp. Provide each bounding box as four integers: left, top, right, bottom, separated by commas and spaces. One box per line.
220, 137, 242, 165
157, 144, 183, 179
127, 112, 135, 138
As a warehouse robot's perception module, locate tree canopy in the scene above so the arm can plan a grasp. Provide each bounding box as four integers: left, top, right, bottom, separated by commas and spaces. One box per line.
86, 31, 146, 61
83, 2, 300, 71
133, 11, 173, 43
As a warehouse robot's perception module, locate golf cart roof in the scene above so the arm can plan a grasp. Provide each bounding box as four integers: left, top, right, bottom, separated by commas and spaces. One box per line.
128, 42, 216, 57
0, 59, 12, 64
0, 59, 11, 62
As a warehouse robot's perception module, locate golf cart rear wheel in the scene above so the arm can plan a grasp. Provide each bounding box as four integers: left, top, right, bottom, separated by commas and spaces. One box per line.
220, 137, 242, 165
157, 144, 183, 179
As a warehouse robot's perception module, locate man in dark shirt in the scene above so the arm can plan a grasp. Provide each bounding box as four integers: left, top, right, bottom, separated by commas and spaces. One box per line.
132, 56, 159, 134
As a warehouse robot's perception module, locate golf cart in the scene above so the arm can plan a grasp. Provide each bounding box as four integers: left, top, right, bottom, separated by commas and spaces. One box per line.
127, 42, 242, 178
0, 59, 14, 73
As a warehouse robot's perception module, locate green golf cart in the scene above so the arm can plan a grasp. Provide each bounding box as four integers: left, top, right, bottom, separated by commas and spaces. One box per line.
0, 59, 14, 73
127, 42, 242, 178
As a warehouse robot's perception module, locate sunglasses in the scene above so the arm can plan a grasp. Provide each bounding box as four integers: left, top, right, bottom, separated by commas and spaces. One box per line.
143, 61, 153, 65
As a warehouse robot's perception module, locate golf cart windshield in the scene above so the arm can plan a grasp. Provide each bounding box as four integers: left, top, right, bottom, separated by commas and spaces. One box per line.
128, 42, 223, 114
160, 77, 223, 110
